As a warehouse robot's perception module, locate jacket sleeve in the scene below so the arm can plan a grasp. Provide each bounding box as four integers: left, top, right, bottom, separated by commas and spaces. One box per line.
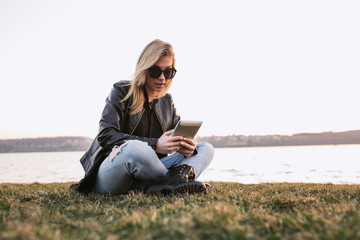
97, 83, 158, 149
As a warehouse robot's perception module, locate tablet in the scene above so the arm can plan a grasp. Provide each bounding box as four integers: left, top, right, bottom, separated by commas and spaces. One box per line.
171, 120, 203, 139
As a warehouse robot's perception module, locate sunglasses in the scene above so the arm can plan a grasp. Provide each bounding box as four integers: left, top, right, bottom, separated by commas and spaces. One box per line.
148, 65, 177, 79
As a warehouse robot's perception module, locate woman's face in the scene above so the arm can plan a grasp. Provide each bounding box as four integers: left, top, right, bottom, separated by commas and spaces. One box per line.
145, 55, 173, 98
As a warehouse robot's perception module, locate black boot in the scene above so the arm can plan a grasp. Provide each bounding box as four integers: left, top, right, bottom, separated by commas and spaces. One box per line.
146, 164, 207, 195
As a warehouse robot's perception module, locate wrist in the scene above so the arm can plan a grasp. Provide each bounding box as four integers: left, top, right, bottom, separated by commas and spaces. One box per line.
153, 139, 158, 152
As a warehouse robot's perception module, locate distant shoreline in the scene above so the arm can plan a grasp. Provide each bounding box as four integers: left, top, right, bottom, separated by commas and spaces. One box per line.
211, 143, 360, 149
197, 129, 360, 148
1, 129, 359, 153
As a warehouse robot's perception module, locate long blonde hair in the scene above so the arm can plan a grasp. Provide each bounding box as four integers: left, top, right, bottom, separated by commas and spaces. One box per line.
122, 39, 176, 115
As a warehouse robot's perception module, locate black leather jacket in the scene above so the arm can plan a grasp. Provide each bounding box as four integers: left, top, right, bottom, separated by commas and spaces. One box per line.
74, 80, 180, 193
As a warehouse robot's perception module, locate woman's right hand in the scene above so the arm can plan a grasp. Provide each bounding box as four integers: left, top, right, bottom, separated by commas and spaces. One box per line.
155, 130, 183, 154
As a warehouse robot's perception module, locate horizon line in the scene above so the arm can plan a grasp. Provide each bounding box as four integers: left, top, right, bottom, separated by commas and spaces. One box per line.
1, 129, 359, 141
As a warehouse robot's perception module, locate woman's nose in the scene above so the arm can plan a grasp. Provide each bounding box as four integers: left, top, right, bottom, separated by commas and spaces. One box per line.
159, 72, 165, 80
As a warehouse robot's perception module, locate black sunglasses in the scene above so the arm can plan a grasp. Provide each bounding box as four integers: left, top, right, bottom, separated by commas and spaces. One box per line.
148, 65, 177, 79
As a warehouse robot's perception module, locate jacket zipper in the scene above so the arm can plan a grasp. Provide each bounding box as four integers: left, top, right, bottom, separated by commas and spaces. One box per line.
154, 103, 166, 133
130, 109, 145, 135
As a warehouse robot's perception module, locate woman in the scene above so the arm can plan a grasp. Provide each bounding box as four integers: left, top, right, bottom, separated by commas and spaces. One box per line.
72, 39, 214, 195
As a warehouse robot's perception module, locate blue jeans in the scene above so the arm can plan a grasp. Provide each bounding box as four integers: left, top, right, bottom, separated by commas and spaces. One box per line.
94, 140, 215, 194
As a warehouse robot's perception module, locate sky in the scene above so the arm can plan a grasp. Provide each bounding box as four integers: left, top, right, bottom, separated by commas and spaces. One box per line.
0, 0, 359, 139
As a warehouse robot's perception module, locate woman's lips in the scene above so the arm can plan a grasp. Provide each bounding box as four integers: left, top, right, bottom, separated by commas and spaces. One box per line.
155, 83, 165, 88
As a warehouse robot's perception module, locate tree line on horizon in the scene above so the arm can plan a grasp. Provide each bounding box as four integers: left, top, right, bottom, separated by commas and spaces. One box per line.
196, 130, 360, 148
0, 137, 93, 153
0, 130, 359, 153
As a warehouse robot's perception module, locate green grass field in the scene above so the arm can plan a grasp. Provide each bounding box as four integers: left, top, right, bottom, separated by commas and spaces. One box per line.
1, 182, 359, 240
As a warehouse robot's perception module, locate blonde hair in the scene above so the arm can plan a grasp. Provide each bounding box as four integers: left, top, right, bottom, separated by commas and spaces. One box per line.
122, 39, 176, 115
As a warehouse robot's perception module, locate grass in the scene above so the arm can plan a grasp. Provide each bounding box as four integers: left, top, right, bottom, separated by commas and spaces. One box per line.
0, 182, 359, 240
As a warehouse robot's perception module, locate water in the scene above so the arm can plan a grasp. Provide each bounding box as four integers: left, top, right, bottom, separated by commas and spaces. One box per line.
201, 145, 360, 184
0, 145, 359, 184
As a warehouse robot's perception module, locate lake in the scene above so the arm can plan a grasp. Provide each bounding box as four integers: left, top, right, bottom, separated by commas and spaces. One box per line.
0, 144, 359, 184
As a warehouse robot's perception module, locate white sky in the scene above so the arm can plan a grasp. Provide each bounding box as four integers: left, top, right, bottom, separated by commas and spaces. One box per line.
0, 0, 359, 139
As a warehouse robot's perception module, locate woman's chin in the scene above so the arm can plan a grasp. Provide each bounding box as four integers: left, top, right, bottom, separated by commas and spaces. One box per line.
155, 86, 165, 92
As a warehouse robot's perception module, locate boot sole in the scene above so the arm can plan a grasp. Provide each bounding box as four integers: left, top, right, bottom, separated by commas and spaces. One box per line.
146, 181, 207, 195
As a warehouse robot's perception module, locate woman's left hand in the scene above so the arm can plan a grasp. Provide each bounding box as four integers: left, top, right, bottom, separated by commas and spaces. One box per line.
176, 138, 197, 158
